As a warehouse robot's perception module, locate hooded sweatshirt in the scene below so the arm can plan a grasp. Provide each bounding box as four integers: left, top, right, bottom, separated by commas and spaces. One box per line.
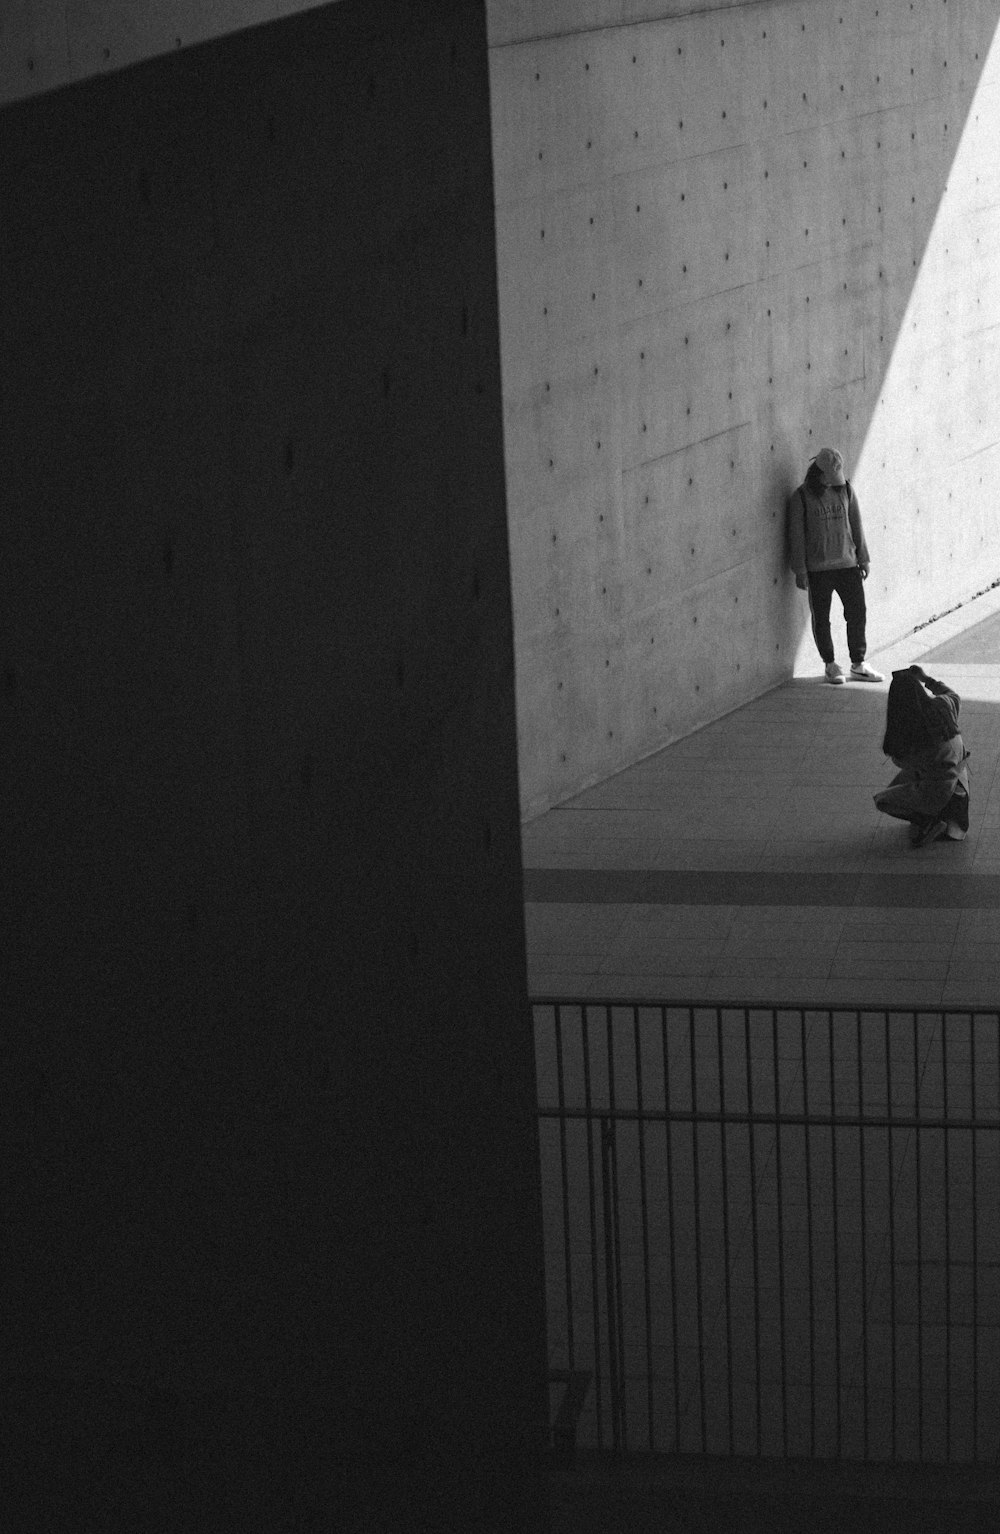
788, 480, 870, 577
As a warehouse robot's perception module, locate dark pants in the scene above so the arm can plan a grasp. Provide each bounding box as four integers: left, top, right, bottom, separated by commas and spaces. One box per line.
807, 567, 867, 666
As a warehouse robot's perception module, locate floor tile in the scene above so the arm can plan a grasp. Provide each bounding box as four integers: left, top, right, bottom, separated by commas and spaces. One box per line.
521, 843, 664, 871
727, 905, 852, 934
722, 933, 843, 959
956, 909, 1000, 937
950, 941, 1000, 966
598, 947, 726, 977
527, 952, 607, 977
945, 960, 1000, 983
818, 979, 947, 1008
826, 952, 951, 981
606, 905, 738, 943
841, 910, 962, 940
528, 970, 602, 998
525, 901, 633, 940
760, 848, 871, 872
716, 954, 837, 980
644, 840, 771, 870
577, 975, 730, 1001
833, 939, 955, 965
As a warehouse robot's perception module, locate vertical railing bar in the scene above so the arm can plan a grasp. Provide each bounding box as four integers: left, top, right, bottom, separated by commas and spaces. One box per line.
718, 1005, 735, 1456
580, 1005, 604, 1447
634, 1006, 654, 1453
829, 1010, 842, 1458
773, 1009, 788, 1457
690, 1006, 708, 1454
943, 1015, 951, 1463
972, 1013, 979, 1462
858, 1008, 869, 1460
914, 1011, 924, 1459
802, 1007, 817, 1459
662, 1006, 682, 1454
554, 1006, 575, 1374
886, 1008, 898, 1462
606, 1007, 627, 1454
745, 1005, 762, 1456
601, 1114, 622, 1456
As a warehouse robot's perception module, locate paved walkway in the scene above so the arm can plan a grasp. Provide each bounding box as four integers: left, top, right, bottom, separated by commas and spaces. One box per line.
524, 586, 1000, 1008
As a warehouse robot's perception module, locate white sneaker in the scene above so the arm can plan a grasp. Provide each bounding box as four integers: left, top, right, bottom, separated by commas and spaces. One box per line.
946, 824, 967, 840
825, 662, 846, 684
850, 661, 884, 682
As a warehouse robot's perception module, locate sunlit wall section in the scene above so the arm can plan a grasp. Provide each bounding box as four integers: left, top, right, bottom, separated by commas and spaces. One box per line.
842, 13, 1000, 671
489, 0, 1000, 819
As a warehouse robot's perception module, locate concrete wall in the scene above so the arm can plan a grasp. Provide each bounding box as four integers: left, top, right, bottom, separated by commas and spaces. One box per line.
2, 5, 548, 1529
489, 0, 1000, 819
0, 0, 332, 104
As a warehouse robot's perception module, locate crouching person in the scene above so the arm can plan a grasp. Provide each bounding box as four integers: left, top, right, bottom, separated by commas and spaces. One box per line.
874, 666, 970, 848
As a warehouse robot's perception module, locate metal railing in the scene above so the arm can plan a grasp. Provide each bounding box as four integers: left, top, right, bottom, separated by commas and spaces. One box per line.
534, 999, 1000, 1463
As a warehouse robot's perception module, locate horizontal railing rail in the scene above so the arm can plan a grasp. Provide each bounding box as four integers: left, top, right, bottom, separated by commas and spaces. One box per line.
542, 1108, 1000, 1129
533, 999, 1000, 1465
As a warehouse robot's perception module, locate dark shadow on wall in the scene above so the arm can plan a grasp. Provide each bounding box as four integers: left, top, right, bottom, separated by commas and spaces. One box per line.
0, 5, 548, 1532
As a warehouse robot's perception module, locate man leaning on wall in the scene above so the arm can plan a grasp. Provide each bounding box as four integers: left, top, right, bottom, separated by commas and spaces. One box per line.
788, 446, 884, 685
